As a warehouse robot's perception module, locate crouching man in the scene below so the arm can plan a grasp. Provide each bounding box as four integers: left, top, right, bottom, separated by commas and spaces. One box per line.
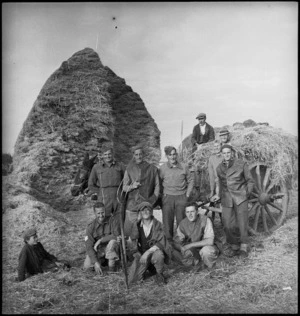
83, 202, 121, 274
127, 202, 172, 285
18, 228, 68, 282
174, 202, 219, 271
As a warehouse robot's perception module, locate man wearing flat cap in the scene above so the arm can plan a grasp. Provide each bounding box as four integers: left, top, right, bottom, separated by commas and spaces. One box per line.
191, 113, 215, 153
219, 128, 231, 146
213, 144, 255, 258
88, 144, 126, 217
127, 202, 172, 285
159, 146, 194, 242
18, 228, 66, 282
122, 144, 160, 237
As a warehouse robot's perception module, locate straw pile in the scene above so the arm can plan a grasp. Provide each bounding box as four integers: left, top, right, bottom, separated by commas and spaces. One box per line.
185, 125, 298, 194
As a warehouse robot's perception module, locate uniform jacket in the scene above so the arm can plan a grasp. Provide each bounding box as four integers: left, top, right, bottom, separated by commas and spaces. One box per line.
85, 215, 121, 265
130, 217, 172, 264
191, 123, 215, 146
88, 161, 125, 214
123, 161, 160, 211
18, 242, 57, 282
216, 158, 255, 207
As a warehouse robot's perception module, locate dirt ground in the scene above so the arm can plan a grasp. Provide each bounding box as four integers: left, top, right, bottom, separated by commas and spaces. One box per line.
2, 183, 298, 314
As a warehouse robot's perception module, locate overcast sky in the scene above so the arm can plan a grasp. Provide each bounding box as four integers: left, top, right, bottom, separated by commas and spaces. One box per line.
2, 2, 298, 156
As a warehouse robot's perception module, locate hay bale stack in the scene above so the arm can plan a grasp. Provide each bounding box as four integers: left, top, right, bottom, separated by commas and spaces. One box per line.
187, 125, 298, 195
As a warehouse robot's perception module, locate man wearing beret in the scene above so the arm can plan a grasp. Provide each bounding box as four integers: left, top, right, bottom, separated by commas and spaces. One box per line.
213, 144, 255, 257
127, 202, 172, 285
173, 201, 219, 270
122, 144, 160, 237
88, 145, 126, 217
191, 113, 215, 153
18, 228, 66, 282
83, 202, 121, 274
159, 146, 194, 242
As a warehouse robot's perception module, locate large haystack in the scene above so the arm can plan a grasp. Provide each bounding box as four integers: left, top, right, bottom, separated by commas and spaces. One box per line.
184, 125, 298, 195
12, 48, 161, 212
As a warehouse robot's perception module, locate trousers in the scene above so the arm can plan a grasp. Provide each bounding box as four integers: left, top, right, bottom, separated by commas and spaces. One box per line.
182, 245, 219, 268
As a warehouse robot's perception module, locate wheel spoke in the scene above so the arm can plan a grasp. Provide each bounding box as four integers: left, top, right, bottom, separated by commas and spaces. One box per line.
266, 180, 276, 194
267, 201, 284, 213
249, 202, 259, 215
262, 167, 271, 191
253, 205, 261, 232
264, 205, 278, 226
249, 198, 258, 203
251, 192, 259, 198
256, 165, 262, 192
261, 206, 269, 233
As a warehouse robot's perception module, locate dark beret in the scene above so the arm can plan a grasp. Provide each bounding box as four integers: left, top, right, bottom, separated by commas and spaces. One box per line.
137, 201, 153, 212
196, 112, 206, 119
131, 144, 144, 153
164, 146, 176, 155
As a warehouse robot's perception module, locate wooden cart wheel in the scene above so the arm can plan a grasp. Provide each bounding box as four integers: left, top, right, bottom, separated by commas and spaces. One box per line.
247, 163, 289, 235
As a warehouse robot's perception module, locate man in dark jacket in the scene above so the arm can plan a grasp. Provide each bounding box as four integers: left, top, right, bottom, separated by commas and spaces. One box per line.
127, 202, 172, 285
191, 112, 215, 153
122, 145, 160, 237
18, 228, 65, 282
214, 144, 255, 257
88, 145, 125, 217
83, 202, 121, 274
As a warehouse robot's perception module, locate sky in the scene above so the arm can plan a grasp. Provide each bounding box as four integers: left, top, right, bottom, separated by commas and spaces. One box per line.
2, 2, 298, 157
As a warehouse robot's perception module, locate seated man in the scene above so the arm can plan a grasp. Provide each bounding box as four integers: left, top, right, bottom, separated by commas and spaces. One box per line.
18, 228, 68, 282
127, 202, 172, 285
83, 202, 121, 274
173, 201, 219, 271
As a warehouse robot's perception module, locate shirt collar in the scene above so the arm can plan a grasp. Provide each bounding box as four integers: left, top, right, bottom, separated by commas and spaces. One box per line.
101, 160, 116, 167
140, 218, 154, 227
166, 161, 183, 169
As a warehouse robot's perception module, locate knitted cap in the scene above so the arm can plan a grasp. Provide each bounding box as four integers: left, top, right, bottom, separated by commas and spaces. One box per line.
131, 144, 144, 153
23, 227, 37, 240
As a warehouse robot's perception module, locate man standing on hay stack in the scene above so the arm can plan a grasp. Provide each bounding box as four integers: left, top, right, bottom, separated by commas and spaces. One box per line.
214, 144, 255, 258
191, 112, 215, 153
83, 202, 121, 274
122, 144, 160, 238
88, 145, 125, 217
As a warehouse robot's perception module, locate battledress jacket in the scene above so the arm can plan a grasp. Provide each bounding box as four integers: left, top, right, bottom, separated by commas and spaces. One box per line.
85, 215, 121, 265
88, 161, 125, 214
130, 217, 172, 264
122, 161, 160, 211
18, 242, 57, 282
191, 123, 215, 146
216, 158, 255, 207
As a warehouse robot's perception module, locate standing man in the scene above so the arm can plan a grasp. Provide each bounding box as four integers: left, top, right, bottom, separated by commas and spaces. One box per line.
88, 145, 125, 217
213, 144, 255, 257
208, 140, 223, 200
127, 202, 172, 285
159, 146, 194, 242
219, 128, 231, 146
83, 202, 121, 274
122, 145, 160, 237
173, 201, 219, 270
191, 113, 215, 153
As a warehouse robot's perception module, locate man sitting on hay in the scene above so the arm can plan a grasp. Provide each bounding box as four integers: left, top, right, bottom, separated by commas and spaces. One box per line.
214, 144, 255, 258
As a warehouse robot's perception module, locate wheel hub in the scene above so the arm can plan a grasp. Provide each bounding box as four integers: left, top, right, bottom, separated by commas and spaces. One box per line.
258, 193, 271, 205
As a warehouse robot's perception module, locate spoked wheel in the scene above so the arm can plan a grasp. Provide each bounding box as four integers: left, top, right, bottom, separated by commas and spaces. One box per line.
247, 163, 289, 235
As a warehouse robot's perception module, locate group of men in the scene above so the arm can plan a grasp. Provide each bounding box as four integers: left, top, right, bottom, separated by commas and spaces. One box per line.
18, 112, 255, 286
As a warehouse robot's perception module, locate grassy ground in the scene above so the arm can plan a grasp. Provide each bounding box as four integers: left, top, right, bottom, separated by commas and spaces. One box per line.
2, 184, 298, 314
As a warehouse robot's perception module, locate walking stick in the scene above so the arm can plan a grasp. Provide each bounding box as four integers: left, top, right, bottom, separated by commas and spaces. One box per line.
117, 181, 129, 290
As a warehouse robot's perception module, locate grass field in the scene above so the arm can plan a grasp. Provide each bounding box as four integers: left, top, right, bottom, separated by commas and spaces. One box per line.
2, 184, 298, 314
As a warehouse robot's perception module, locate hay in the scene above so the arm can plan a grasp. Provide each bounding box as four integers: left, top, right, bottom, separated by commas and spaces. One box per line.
187, 125, 298, 193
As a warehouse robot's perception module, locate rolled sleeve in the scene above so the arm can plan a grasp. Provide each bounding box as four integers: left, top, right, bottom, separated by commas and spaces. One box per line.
203, 218, 214, 240
186, 166, 194, 196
